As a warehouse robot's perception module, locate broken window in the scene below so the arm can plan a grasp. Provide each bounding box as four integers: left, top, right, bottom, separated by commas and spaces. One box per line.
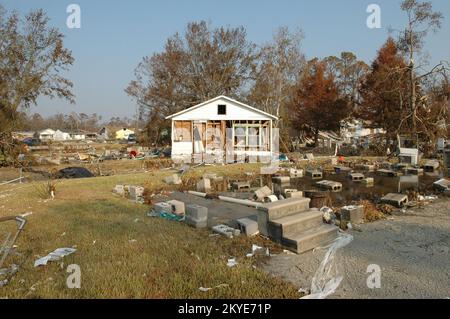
173, 121, 192, 142
233, 123, 263, 150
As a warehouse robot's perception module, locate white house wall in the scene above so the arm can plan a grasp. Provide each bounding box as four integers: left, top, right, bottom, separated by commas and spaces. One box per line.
170, 98, 273, 121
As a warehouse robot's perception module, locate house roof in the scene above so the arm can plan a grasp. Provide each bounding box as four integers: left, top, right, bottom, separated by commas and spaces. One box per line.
165, 95, 278, 121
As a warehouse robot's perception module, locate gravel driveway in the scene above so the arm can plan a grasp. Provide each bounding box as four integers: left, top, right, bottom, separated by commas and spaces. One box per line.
263, 198, 450, 299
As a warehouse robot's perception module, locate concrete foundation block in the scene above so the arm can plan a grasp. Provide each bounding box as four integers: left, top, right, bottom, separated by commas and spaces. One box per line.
255, 186, 272, 201
232, 181, 251, 191
363, 177, 374, 186
406, 167, 424, 175
113, 185, 125, 196
129, 186, 145, 201
349, 173, 365, 182
154, 202, 172, 214
167, 200, 185, 216
290, 168, 304, 178
340, 205, 365, 224
196, 178, 211, 193
316, 180, 342, 192
186, 204, 208, 220
306, 170, 323, 179
236, 218, 259, 236
185, 216, 207, 228
381, 193, 408, 208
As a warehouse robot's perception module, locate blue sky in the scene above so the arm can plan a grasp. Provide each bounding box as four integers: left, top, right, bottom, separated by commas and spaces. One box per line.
3, 0, 450, 119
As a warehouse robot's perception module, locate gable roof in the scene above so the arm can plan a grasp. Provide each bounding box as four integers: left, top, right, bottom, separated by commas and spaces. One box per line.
165, 95, 278, 121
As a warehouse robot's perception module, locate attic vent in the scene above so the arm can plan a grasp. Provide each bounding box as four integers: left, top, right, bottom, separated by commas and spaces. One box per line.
218, 104, 227, 115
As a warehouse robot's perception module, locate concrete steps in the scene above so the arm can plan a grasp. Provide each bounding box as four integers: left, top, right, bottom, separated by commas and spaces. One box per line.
257, 196, 339, 253
267, 210, 324, 243
282, 224, 339, 254
257, 197, 311, 236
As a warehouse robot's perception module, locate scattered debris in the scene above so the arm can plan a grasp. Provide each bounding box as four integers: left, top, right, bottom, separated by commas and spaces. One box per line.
164, 174, 182, 185
226, 258, 238, 268
199, 284, 229, 292
212, 224, 241, 238
301, 232, 353, 299
34, 248, 77, 267
56, 167, 94, 179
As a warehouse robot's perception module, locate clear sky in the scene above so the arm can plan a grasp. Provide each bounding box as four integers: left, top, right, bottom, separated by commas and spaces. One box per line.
3, 0, 450, 119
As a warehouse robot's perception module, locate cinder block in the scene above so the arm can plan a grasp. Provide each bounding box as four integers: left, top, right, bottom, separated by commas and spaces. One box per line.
196, 178, 211, 193
340, 205, 365, 224
232, 181, 251, 191
290, 168, 304, 178
186, 204, 208, 220
350, 173, 365, 182
284, 189, 303, 199
185, 215, 207, 228
167, 200, 185, 216
424, 160, 440, 171
129, 186, 145, 201
306, 170, 322, 179
381, 193, 408, 208
363, 177, 374, 186
154, 202, 172, 214
236, 218, 259, 236
254, 186, 272, 201
113, 185, 125, 196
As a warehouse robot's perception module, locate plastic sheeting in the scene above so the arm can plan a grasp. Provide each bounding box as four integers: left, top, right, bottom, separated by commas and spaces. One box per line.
301, 232, 353, 299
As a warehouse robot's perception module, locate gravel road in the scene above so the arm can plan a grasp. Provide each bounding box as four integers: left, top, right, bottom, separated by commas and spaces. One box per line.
263, 198, 450, 299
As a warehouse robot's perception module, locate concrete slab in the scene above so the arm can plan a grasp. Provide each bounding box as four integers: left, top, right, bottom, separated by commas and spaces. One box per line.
168, 192, 258, 228
377, 169, 398, 177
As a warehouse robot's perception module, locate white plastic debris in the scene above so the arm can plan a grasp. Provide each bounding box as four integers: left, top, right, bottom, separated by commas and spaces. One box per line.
226, 258, 238, 268
320, 207, 336, 224
34, 248, 77, 267
199, 283, 229, 292
301, 232, 353, 299
246, 244, 266, 258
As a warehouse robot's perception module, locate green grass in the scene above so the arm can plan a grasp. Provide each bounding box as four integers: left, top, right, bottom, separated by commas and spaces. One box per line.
0, 164, 300, 299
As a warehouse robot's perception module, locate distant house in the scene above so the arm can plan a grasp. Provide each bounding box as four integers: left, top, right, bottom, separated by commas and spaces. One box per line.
115, 128, 135, 140
165, 95, 278, 163
98, 127, 109, 140
340, 119, 385, 144
69, 132, 86, 140
54, 130, 71, 141
39, 129, 56, 141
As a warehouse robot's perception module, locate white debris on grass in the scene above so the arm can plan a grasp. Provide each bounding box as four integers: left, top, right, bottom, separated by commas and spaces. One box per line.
199, 283, 229, 292
34, 248, 77, 267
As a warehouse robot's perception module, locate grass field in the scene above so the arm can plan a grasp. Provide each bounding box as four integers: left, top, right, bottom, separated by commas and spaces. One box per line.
0, 163, 300, 299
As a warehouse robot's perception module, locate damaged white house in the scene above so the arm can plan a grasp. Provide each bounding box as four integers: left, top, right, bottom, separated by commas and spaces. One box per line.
166, 96, 278, 164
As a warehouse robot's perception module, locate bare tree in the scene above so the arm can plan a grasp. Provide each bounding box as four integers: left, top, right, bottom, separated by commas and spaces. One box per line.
126, 21, 256, 145
396, 0, 445, 134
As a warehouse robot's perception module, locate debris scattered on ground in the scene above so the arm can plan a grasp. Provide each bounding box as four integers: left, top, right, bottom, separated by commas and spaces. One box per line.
212, 224, 241, 238
56, 167, 94, 179
320, 207, 336, 224
226, 258, 238, 268
246, 244, 269, 258
34, 248, 77, 267
301, 232, 353, 299
199, 283, 229, 292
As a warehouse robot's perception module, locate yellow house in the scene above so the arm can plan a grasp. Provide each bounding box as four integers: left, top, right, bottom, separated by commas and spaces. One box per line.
115, 128, 135, 140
